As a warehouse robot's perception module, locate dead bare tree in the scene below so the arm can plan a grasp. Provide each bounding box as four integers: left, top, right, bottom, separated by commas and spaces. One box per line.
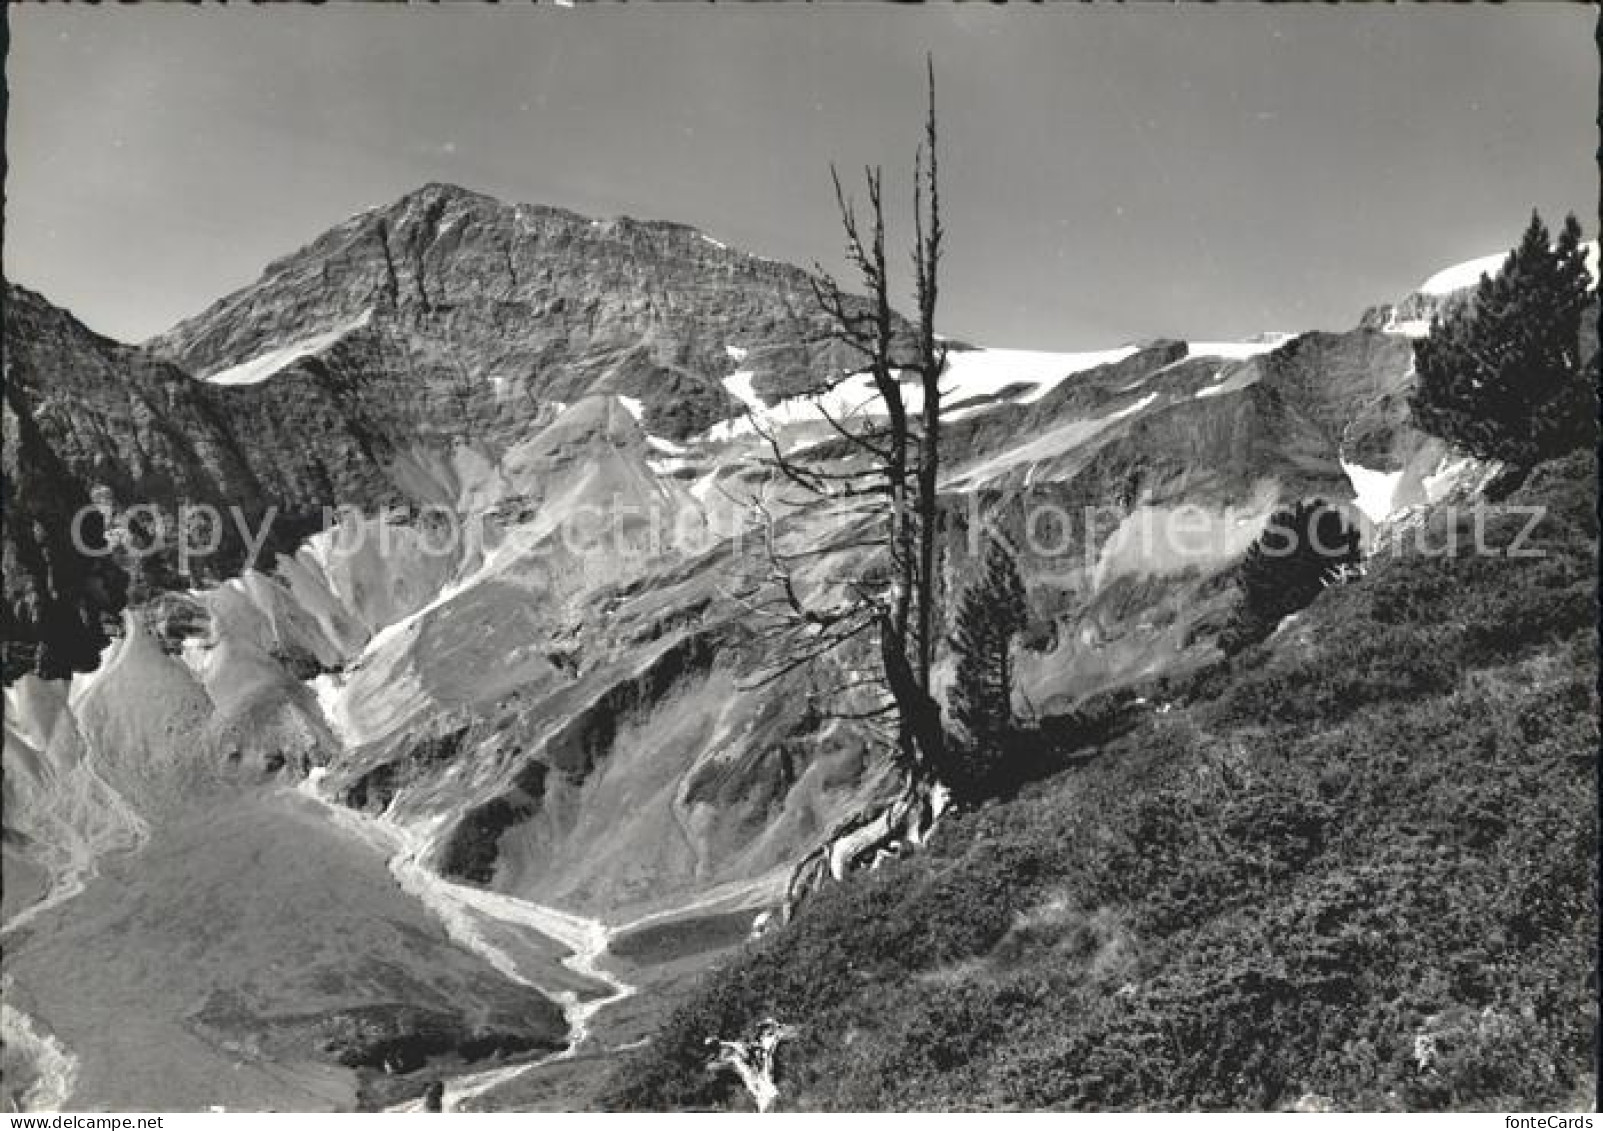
738, 60, 954, 914
705, 1019, 795, 1113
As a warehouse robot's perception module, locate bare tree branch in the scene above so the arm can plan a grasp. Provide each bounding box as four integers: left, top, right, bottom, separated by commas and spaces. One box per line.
744, 63, 953, 834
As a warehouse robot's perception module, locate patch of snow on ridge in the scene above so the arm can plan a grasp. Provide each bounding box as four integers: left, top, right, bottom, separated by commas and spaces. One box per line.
309, 672, 358, 749
1417, 252, 1509, 298
708, 344, 1141, 439
646, 434, 689, 456
615, 395, 645, 422
1185, 335, 1290, 361
1193, 364, 1262, 400
648, 456, 696, 476
203, 309, 372, 386
1107, 391, 1159, 421
948, 390, 1165, 489
1342, 457, 1406, 525
725, 344, 750, 363
720, 370, 765, 415
703, 369, 897, 444
942, 345, 1140, 409
1383, 316, 1433, 339
1416, 240, 1598, 297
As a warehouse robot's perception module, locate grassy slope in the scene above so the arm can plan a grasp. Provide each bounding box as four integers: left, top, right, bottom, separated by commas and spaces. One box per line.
602, 451, 1598, 1112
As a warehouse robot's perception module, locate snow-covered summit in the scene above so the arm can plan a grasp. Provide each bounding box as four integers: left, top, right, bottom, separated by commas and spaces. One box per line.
1416, 240, 1599, 297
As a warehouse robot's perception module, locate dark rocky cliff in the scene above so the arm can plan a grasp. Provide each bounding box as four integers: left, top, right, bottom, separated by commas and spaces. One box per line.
1, 283, 397, 678
148, 183, 896, 444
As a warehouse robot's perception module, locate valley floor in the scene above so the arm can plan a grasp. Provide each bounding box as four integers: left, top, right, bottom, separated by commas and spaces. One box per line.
1, 786, 567, 1111
1, 768, 768, 1112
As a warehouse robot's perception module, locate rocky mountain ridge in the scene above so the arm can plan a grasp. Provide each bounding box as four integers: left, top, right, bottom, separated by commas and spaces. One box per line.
148, 182, 897, 445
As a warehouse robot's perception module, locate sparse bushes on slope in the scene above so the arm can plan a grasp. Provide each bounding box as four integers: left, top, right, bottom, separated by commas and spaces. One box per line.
1213, 624, 1460, 727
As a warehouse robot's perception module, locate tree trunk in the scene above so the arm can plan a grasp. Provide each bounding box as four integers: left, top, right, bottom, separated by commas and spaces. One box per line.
781, 769, 952, 920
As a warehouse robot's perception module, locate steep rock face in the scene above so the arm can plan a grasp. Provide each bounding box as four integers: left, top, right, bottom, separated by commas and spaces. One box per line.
0, 281, 456, 535
931, 325, 1438, 706
4, 286, 263, 511
1, 283, 412, 682
2, 379, 127, 682
1359, 286, 1472, 336
148, 183, 892, 444
3, 285, 253, 680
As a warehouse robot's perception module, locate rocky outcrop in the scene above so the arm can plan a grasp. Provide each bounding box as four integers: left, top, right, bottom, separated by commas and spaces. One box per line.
435, 628, 724, 884
339, 726, 472, 815
2, 377, 127, 681
1, 283, 400, 681
706, 1019, 795, 1113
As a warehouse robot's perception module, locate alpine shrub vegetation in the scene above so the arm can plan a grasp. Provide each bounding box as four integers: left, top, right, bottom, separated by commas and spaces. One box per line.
603, 451, 1597, 1112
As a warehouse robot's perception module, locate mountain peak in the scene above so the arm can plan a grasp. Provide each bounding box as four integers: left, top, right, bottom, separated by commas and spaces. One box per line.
404, 179, 487, 202
376, 181, 535, 225
143, 182, 876, 444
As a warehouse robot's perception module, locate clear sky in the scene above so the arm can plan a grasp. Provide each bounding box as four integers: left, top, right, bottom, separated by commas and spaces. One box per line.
5, 4, 1596, 350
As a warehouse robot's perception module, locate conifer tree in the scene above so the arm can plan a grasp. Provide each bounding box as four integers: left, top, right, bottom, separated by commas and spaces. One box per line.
948, 535, 1028, 781
1222, 499, 1361, 654
1410, 211, 1597, 467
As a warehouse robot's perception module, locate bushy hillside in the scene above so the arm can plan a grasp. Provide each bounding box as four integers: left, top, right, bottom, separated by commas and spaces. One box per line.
603, 451, 1598, 1112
